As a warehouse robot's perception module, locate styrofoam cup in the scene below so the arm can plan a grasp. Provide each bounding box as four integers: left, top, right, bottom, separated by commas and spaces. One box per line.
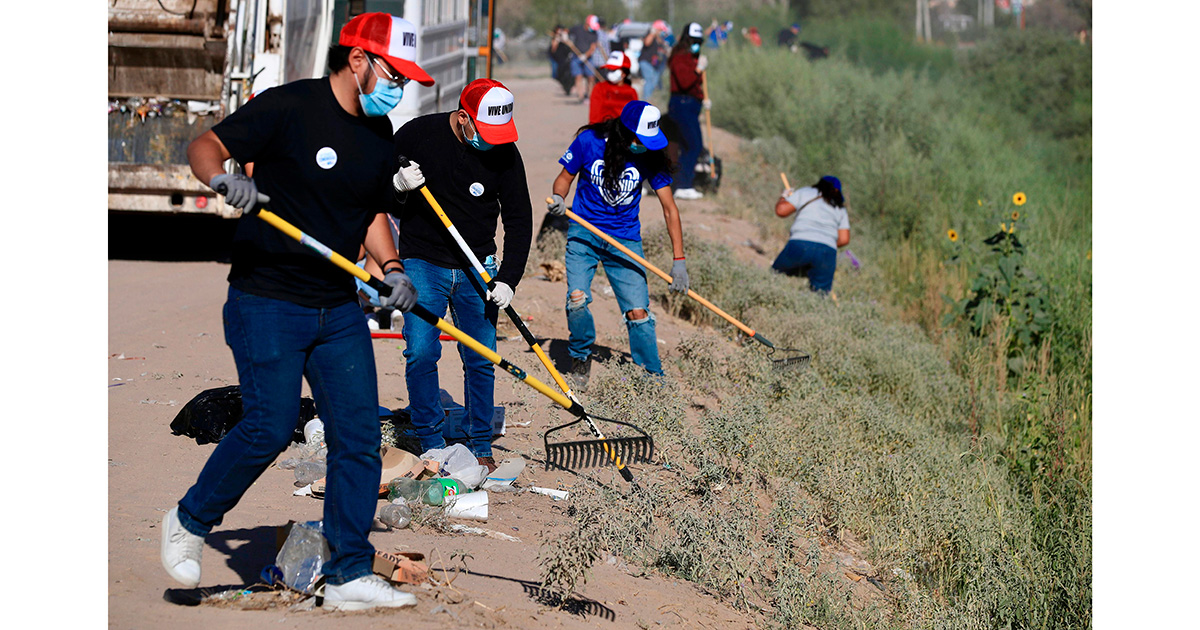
444, 491, 488, 521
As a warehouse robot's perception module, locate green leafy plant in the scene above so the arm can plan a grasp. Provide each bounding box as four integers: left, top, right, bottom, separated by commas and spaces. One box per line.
944, 207, 1052, 373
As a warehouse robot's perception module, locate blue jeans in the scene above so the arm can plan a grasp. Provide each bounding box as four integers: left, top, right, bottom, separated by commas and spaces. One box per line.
668, 94, 703, 189
400, 258, 498, 458
772, 239, 838, 292
177, 287, 381, 586
565, 222, 662, 374
641, 64, 663, 100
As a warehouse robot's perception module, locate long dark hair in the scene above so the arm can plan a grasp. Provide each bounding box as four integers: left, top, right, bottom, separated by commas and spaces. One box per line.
670, 32, 700, 59
813, 178, 845, 208
575, 118, 674, 199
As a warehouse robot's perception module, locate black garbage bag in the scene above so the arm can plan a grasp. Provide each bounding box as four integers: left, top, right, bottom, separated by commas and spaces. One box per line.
170, 385, 316, 445
383, 408, 424, 454
536, 210, 570, 244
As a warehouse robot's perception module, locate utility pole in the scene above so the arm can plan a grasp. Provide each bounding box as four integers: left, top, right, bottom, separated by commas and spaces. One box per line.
916, 0, 932, 42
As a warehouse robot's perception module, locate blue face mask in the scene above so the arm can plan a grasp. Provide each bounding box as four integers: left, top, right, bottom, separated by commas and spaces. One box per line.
630, 143, 648, 154
690, 43, 701, 54
465, 118, 494, 151
356, 60, 405, 117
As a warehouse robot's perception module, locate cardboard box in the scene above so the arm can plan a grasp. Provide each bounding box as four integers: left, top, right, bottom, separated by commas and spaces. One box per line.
372, 550, 429, 585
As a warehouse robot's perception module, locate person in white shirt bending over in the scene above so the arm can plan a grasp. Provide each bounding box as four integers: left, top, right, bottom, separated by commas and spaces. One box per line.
772, 175, 850, 293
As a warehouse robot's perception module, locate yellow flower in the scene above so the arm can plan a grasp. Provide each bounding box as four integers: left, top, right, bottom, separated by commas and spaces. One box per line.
1013, 192, 1027, 206
1011, 211, 1020, 221
947, 229, 959, 242
1086, 250, 1091, 260
999, 222, 1007, 232
1008, 223, 1015, 234
977, 199, 983, 206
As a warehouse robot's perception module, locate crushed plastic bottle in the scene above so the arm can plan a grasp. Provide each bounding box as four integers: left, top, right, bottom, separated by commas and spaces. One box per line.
386, 477, 430, 502
294, 461, 326, 485
378, 502, 412, 529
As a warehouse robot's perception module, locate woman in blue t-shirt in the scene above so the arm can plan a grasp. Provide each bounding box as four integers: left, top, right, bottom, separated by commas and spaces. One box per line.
546, 101, 689, 386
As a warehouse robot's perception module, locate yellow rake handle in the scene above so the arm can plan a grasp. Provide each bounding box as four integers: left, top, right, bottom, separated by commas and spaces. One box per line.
556, 204, 759, 340
249, 206, 578, 413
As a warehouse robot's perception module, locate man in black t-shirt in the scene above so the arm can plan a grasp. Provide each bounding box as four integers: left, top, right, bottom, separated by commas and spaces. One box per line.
390, 79, 532, 474
163, 13, 429, 612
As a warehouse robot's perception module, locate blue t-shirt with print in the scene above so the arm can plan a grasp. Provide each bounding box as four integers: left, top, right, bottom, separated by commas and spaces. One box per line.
559, 129, 672, 241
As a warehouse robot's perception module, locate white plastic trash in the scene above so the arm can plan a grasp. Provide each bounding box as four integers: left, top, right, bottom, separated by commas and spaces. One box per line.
445, 491, 489, 521
530, 486, 569, 500
303, 418, 324, 445
420, 444, 478, 477
449, 464, 489, 489
481, 458, 526, 489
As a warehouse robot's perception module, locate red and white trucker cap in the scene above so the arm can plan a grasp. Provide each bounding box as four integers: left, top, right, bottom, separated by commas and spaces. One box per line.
586, 15, 601, 31
459, 78, 518, 144
339, 13, 434, 86
602, 51, 632, 71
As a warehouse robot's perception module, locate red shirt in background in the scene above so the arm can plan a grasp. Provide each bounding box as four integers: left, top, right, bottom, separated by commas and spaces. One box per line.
668, 51, 704, 100
589, 81, 638, 124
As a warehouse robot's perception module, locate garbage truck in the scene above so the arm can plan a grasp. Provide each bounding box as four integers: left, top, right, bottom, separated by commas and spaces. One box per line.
108, 0, 472, 218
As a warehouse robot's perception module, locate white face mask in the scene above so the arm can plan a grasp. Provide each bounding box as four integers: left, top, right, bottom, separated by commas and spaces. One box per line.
606, 69, 624, 84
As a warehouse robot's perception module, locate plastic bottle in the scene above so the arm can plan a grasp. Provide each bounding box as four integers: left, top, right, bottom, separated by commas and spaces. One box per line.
294, 461, 326, 485
387, 477, 431, 502
422, 478, 468, 506
378, 502, 412, 529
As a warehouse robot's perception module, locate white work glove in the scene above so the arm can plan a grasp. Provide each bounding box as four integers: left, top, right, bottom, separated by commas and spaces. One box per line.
547, 193, 567, 217
702, 98, 712, 110
668, 259, 689, 294
487, 281, 514, 309
210, 173, 269, 210
380, 270, 418, 312
695, 54, 708, 72
392, 160, 425, 193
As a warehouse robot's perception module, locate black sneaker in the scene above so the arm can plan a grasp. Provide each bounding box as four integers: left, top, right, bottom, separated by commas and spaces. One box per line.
568, 357, 591, 391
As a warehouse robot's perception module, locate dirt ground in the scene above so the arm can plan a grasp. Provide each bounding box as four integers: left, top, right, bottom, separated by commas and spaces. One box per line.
108, 72, 783, 629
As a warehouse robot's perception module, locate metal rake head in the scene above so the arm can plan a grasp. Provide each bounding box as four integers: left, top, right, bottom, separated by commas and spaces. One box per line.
544, 417, 654, 474
765, 345, 811, 370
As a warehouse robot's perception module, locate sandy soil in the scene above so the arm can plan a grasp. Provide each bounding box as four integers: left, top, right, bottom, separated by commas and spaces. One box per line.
108, 73, 781, 629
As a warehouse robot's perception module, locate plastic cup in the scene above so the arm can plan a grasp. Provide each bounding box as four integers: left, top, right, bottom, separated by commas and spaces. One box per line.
444, 491, 489, 521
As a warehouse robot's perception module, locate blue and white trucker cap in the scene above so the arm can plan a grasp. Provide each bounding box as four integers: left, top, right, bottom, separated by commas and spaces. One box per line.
619, 101, 667, 150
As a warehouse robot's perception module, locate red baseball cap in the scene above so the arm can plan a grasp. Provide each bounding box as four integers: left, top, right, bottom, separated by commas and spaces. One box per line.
339, 13, 434, 86
459, 79, 518, 144
602, 51, 631, 71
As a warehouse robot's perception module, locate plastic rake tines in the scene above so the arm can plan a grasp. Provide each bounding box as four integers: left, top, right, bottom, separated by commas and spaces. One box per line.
544, 415, 654, 474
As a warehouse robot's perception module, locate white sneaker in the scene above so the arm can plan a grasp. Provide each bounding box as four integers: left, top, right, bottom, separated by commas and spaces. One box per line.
674, 188, 704, 200
322, 574, 417, 611
161, 506, 204, 588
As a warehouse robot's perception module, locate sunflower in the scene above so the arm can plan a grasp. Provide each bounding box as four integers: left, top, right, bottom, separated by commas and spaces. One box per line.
1011, 211, 1020, 221
1008, 223, 1015, 234
999, 222, 1007, 232
1013, 192, 1027, 206
947, 229, 959, 242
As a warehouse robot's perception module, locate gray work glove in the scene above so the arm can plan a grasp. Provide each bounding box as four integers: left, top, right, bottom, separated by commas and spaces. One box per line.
547, 193, 567, 217
668, 259, 689, 294
380, 270, 418, 312
210, 173, 269, 210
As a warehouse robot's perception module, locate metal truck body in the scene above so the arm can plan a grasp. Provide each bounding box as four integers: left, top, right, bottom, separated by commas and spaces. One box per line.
108, 0, 470, 218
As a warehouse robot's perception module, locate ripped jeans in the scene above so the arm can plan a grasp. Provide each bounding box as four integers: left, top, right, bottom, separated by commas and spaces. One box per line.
564, 222, 662, 374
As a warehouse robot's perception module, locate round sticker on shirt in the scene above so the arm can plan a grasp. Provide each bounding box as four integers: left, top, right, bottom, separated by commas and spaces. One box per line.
315, 147, 338, 169
469, 182, 485, 197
